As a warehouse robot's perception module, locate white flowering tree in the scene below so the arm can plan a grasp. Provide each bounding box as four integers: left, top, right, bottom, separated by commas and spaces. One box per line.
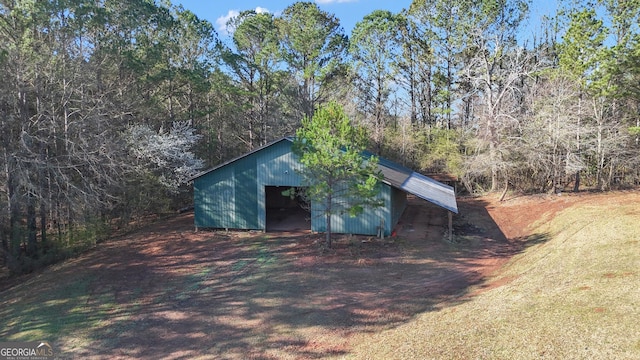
127, 121, 204, 193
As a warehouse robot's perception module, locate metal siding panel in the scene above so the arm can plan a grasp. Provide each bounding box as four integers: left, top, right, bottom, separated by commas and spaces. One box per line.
194, 167, 235, 228
257, 185, 266, 230
338, 206, 385, 236
191, 138, 293, 181
234, 155, 259, 229
310, 184, 390, 236
310, 202, 323, 233
194, 153, 261, 230
194, 179, 207, 227
258, 140, 303, 186
257, 140, 303, 230
390, 187, 407, 229
355, 184, 391, 236
312, 212, 370, 235
193, 138, 295, 231
222, 178, 236, 227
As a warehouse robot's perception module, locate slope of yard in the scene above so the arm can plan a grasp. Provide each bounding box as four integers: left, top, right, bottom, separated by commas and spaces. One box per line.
348, 191, 640, 359
0, 191, 638, 359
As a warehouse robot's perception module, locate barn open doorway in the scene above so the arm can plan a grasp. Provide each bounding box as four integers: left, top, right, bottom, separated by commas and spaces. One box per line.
265, 186, 310, 232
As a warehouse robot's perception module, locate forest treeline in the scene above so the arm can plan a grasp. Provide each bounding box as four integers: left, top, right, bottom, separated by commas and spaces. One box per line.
1, 0, 639, 273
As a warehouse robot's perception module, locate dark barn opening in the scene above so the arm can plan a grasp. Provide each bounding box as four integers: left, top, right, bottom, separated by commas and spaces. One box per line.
265, 186, 310, 232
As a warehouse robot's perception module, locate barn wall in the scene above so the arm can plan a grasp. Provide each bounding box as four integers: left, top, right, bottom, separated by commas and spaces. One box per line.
310, 183, 392, 236
235, 155, 259, 229
258, 140, 304, 186
194, 139, 405, 236
390, 186, 408, 231
194, 165, 236, 229
257, 140, 304, 230
194, 152, 259, 229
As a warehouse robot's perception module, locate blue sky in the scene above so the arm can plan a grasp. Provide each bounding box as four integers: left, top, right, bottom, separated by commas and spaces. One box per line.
176, 0, 410, 37
176, 0, 559, 41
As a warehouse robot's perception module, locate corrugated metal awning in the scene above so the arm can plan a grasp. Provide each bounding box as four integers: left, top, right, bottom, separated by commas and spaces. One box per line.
374, 155, 458, 214
400, 172, 458, 213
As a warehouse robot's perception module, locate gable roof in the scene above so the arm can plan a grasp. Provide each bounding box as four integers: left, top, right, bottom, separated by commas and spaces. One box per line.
189, 137, 294, 180
192, 137, 458, 214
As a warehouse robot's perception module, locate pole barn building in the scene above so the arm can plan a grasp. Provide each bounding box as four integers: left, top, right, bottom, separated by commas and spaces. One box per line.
191, 137, 458, 236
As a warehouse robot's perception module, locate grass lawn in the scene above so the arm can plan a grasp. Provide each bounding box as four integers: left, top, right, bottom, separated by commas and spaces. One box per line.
349, 192, 640, 359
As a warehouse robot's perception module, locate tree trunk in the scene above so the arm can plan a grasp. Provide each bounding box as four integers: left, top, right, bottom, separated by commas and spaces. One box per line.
448, 211, 453, 243
596, 122, 603, 189
490, 139, 499, 192
573, 171, 581, 192
325, 212, 332, 248
424, 63, 432, 125
1, 150, 10, 254
39, 145, 47, 248
606, 160, 615, 190
323, 180, 334, 247
499, 178, 509, 202
40, 196, 47, 249
27, 195, 37, 256
7, 154, 21, 258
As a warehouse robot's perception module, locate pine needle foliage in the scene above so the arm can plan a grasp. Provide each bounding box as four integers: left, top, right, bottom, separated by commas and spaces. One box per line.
292, 102, 382, 247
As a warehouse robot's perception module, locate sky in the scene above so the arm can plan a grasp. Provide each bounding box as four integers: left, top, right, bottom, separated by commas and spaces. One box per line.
176, 0, 410, 37
176, 0, 559, 43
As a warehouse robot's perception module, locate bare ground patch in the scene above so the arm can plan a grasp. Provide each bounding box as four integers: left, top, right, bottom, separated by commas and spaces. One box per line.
0, 194, 568, 359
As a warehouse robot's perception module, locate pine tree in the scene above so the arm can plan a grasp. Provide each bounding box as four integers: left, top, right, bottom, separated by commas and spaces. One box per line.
292, 102, 382, 247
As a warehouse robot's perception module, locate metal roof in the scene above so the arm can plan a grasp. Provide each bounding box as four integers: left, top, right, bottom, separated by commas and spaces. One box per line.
193, 137, 458, 214
372, 154, 458, 214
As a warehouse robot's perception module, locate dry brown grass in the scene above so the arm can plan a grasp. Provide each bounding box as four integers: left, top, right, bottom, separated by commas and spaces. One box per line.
347, 192, 640, 359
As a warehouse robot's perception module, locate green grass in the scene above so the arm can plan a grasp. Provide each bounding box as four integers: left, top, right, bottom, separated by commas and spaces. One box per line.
348, 199, 640, 359
0, 268, 143, 352
0, 273, 97, 341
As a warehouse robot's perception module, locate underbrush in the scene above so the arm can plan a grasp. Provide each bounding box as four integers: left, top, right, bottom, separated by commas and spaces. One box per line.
3, 219, 111, 276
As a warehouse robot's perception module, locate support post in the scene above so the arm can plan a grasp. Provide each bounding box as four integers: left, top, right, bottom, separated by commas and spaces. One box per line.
448, 211, 453, 243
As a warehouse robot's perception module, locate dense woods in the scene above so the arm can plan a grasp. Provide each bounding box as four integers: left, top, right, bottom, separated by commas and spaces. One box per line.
1, 0, 639, 273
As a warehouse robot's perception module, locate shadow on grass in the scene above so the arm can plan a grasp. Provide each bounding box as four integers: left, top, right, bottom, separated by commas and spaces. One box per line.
0, 199, 551, 359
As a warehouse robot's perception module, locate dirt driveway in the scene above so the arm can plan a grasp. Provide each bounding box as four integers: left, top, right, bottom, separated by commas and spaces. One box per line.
1, 195, 542, 359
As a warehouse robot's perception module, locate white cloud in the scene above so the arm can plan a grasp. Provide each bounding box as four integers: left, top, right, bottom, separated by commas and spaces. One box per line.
216, 7, 272, 35
216, 10, 239, 35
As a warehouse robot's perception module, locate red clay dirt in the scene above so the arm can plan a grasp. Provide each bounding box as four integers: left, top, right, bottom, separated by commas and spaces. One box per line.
2, 190, 637, 359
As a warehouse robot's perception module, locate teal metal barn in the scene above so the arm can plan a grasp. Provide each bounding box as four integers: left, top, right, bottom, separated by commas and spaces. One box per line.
191, 138, 457, 236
